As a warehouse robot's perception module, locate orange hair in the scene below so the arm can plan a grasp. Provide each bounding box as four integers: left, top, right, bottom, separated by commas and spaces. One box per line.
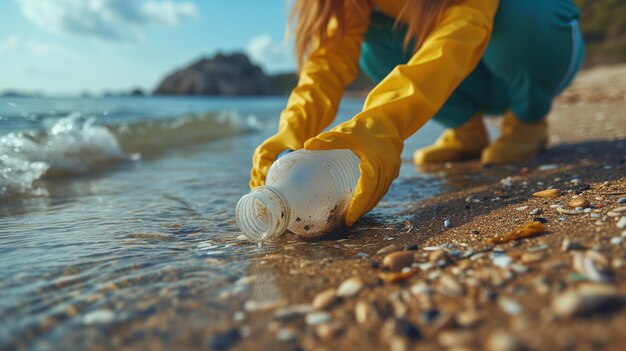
288, 0, 458, 69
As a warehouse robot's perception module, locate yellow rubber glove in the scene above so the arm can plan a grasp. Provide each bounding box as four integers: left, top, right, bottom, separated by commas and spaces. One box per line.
306, 0, 498, 226
249, 3, 372, 189
304, 116, 403, 226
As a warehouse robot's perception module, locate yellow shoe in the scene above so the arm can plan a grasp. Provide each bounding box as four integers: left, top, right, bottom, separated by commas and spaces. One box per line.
413, 113, 488, 165
481, 111, 547, 164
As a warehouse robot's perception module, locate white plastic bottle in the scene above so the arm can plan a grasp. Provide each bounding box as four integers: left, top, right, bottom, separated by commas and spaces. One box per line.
236, 149, 360, 242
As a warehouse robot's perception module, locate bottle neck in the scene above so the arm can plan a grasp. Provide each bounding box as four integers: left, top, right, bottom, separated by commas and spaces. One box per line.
235, 186, 290, 242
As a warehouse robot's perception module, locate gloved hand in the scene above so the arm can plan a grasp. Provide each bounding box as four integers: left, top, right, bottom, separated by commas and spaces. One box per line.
304, 116, 404, 226
249, 128, 304, 189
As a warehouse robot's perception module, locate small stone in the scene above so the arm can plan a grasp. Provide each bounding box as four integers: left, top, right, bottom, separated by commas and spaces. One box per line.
315, 322, 343, 340
244, 299, 287, 312
617, 217, 626, 229
572, 252, 611, 283
273, 304, 313, 321
355, 300, 378, 324
569, 198, 590, 208
444, 219, 452, 228
498, 298, 523, 316
312, 288, 337, 310
275, 328, 297, 342
618, 197, 626, 204
83, 309, 115, 324
455, 310, 482, 328
552, 284, 624, 317
492, 252, 512, 268
608, 211, 622, 217
538, 164, 558, 171
613, 206, 626, 213
305, 311, 331, 326
515, 206, 528, 211
561, 239, 584, 252
336, 277, 364, 297
233, 311, 245, 322
486, 330, 523, 351
382, 251, 415, 271
533, 189, 561, 198
611, 237, 623, 245
521, 251, 545, 264
208, 328, 241, 349
529, 208, 542, 215
438, 330, 476, 348
377, 244, 402, 255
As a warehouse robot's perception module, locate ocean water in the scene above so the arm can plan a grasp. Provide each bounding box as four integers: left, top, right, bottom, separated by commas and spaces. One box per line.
0, 96, 495, 349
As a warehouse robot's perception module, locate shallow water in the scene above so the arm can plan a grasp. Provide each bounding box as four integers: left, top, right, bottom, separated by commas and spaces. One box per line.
0, 96, 503, 349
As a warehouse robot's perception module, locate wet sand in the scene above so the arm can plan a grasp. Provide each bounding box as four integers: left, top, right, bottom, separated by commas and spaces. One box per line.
19, 65, 626, 351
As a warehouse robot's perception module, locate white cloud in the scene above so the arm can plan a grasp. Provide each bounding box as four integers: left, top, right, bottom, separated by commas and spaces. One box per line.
246, 34, 296, 73
140, 1, 198, 26
0, 36, 20, 51
0, 35, 78, 59
18, 0, 199, 42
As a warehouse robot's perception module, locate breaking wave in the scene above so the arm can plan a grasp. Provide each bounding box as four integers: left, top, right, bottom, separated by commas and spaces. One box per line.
0, 110, 256, 199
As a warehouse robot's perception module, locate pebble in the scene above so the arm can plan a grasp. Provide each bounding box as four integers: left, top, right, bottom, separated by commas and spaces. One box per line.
618, 197, 626, 204
538, 164, 558, 171
486, 330, 523, 351
529, 208, 542, 215
315, 322, 343, 340
491, 252, 512, 268
521, 251, 545, 264
273, 304, 313, 321
377, 244, 402, 255
533, 189, 561, 198
382, 251, 415, 271
336, 277, 364, 297
355, 300, 377, 324
275, 328, 297, 342
498, 298, 523, 316
552, 284, 624, 317
208, 328, 241, 349
561, 239, 584, 252
614, 206, 626, 212
244, 299, 287, 312
455, 310, 482, 328
438, 330, 476, 348
572, 252, 611, 283
444, 219, 452, 228
610, 236, 623, 245
569, 198, 590, 208
556, 207, 581, 215
617, 217, 626, 229
305, 311, 331, 326
312, 288, 338, 310
83, 309, 115, 324
607, 211, 622, 217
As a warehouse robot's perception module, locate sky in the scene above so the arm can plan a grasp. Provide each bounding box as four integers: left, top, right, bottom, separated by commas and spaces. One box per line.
0, 0, 297, 95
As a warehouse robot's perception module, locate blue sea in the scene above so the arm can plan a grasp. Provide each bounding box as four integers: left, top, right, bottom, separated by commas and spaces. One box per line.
0, 95, 497, 349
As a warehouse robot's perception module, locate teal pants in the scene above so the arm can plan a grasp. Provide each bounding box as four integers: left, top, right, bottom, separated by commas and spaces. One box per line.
359, 0, 585, 128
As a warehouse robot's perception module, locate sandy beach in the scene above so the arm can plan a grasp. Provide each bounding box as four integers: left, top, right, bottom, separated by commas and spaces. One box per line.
68, 65, 621, 351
